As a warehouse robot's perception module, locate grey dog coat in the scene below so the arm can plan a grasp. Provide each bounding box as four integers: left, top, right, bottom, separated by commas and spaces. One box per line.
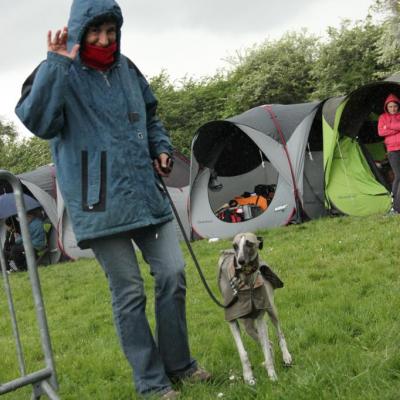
218, 250, 282, 322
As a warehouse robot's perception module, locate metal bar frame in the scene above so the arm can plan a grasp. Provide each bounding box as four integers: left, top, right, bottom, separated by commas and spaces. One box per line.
0, 170, 60, 399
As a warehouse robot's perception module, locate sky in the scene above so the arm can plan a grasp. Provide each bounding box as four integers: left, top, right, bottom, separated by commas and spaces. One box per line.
1, 0, 373, 137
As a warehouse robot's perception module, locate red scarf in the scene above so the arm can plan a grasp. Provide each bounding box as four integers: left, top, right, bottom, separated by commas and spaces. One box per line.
81, 42, 117, 71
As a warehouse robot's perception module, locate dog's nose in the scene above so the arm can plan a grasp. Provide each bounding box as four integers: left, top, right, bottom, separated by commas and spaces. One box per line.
238, 258, 245, 265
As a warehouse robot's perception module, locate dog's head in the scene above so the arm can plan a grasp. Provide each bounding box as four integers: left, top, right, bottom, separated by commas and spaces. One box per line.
232, 232, 263, 267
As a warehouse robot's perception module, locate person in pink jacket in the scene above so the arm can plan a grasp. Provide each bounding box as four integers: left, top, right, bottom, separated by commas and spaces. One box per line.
378, 93, 400, 212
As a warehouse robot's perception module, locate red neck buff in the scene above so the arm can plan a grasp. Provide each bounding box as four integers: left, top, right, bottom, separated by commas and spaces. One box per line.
81, 42, 118, 71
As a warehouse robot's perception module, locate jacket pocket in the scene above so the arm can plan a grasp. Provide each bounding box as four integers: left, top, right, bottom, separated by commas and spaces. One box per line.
81, 151, 107, 212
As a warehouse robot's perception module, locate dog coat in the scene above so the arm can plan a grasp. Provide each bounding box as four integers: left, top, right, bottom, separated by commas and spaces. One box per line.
218, 250, 280, 322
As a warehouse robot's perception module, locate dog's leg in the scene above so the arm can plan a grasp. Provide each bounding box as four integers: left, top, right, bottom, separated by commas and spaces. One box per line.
242, 318, 259, 342
267, 310, 292, 367
265, 285, 292, 366
229, 320, 256, 385
255, 314, 277, 381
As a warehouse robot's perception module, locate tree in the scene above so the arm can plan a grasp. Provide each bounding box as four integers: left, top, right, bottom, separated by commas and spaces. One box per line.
311, 19, 386, 99
224, 31, 319, 113
151, 72, 234, 156
5, 136, 52, 174
0, 118, 51, 174
371, 0, 400, 76
0, 120, 18, 171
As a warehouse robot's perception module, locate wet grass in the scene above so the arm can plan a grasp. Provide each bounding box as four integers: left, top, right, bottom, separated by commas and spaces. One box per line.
1, 214, 399, 399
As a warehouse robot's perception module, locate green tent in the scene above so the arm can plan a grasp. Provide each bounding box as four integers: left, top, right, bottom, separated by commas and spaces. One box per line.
321, 79, 400, 216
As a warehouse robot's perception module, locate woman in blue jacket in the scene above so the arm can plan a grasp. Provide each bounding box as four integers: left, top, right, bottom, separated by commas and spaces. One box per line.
15, 0, 209, 397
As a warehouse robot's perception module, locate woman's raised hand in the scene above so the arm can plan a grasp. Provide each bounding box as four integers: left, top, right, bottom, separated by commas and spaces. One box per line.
47, 27, 80, 60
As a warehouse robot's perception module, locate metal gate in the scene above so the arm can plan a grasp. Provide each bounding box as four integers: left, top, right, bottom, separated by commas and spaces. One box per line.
0, 170, 60, 399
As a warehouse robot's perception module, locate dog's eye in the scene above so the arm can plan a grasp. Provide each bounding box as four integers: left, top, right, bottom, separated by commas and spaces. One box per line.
246, 240, 255, 247
233, 243, 238, 250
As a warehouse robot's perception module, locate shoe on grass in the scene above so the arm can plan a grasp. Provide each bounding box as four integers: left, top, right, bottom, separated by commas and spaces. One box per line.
184, 367, 212, 384
386, 207, 399, 216
160, 389, 180, 399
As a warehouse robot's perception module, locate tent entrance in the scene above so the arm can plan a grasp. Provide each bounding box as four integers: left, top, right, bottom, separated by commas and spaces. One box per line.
192, 120, 281, 225
355, 117, 392, 192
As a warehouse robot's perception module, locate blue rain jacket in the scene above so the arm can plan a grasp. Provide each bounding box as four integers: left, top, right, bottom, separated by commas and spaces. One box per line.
15, 217, 46, 250
15, 0, 173, 248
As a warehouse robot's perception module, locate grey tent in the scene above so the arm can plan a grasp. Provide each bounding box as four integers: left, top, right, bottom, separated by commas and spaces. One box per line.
189, 102, 326, 239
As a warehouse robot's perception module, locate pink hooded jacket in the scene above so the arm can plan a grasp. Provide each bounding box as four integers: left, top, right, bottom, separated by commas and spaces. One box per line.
378, 93, 400, 152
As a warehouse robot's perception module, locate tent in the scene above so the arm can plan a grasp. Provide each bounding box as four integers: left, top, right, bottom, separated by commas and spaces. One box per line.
189, 102, 326, 239
0, 150, 191, 261
322, 79, 399, 216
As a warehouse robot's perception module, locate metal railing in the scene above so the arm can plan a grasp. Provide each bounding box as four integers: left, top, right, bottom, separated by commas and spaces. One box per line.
0, 170, 60, 399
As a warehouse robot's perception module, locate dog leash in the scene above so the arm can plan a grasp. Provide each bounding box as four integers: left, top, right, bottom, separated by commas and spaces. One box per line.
158, 176, 238, 309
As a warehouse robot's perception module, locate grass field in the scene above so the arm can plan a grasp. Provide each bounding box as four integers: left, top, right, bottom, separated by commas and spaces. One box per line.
1, 214, 399, 399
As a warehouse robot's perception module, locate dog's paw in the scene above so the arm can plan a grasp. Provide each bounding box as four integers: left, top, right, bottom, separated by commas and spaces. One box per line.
268, 371, 278, 381
283, 352, 293, 367
245, 377, 256, 386
243, 371, 256, 386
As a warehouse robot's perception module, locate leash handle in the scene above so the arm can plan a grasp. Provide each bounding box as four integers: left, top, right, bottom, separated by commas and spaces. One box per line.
158, 176, 234, 309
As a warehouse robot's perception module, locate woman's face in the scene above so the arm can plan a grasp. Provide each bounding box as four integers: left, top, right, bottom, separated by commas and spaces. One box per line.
387, 101, 399, 115
84, 22, 117, 47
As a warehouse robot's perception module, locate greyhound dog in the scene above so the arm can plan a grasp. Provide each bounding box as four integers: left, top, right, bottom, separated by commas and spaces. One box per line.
217, 232, 292, 384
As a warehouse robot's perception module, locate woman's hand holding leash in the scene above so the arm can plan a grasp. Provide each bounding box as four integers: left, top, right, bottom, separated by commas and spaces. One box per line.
153, 153, 173, 177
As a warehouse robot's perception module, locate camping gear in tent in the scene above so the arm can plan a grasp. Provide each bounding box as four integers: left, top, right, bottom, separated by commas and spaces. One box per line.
322, 80, 398, 216
0, 193, 40, 219
189, 102, 326, 239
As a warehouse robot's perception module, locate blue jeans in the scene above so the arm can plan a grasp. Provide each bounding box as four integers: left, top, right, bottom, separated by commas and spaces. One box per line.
90, 221, 196, 395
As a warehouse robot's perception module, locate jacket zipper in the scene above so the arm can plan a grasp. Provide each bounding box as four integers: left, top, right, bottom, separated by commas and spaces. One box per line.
99, 71, 111, 87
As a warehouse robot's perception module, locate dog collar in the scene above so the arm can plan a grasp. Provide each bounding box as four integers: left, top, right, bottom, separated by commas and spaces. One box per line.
236, 255, 259, 276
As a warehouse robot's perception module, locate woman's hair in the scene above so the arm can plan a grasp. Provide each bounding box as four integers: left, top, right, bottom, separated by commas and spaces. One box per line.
87, 13, 117, 29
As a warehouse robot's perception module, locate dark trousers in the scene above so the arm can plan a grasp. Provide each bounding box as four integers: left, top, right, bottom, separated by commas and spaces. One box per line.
10, 244, 27, 270
388, 151, 400, 211
9, 244, 39, 270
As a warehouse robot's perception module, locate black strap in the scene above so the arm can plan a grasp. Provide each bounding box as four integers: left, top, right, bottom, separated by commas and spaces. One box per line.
159, 176, 235, 308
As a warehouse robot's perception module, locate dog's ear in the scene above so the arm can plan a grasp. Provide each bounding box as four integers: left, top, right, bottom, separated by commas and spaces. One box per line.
257, 236, 263, 250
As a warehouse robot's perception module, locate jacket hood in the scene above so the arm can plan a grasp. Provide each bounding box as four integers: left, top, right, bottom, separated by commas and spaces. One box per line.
384, 93, 400, 112
67, 0, 123, 52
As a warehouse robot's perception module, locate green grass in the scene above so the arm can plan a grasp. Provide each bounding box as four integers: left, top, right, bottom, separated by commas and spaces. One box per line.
1, 214, 400, 399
